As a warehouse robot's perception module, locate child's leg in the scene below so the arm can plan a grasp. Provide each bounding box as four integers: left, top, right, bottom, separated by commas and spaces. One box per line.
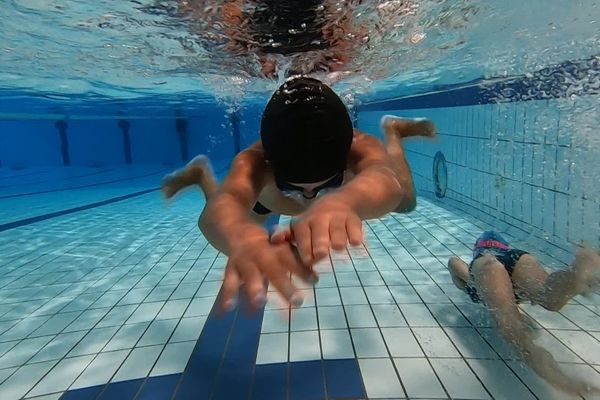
161, 155, 218, 200
448, 256, 470, 291
511, 249, 600, 311
380, 115, 437, 213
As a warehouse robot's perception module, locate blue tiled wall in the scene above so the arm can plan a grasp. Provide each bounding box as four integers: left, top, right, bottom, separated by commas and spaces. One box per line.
358, 96, 600, 248
0, 103, 242, 170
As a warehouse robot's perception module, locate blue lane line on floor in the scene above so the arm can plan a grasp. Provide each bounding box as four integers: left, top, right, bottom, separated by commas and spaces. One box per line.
0, 167, 116, 189
59, 212, 367, 400
0, 187, 159, 232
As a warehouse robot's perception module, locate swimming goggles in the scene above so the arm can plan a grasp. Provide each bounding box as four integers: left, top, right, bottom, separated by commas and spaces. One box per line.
276, 171, 344, 199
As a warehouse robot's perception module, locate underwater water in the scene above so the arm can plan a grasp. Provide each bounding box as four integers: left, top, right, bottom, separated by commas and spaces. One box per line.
0, 1, 599, 399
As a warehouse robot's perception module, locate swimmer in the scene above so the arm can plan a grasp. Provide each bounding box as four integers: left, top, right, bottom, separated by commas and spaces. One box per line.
163, 76, 435, 311
178, 0, 365, 78
448, 231, 600, 396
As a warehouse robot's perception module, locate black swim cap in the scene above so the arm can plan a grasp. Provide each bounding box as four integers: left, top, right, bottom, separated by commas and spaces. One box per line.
261, 77, 353, 183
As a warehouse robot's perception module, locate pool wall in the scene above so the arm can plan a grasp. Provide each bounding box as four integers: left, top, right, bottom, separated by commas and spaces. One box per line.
359, 93, 599, 254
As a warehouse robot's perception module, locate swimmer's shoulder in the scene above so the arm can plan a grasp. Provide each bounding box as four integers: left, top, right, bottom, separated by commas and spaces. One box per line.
229, 141, 272, 181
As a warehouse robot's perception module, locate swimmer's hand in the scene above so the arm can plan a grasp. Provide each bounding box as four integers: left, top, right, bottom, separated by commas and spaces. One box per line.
291, 197, 363, 265
220, 232, 318, 314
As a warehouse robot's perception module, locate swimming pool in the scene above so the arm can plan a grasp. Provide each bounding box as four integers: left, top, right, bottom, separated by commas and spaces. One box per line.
1, 1, 599, 399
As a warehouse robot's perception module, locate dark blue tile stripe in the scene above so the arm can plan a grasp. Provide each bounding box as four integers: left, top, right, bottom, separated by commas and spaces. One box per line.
251, 363, 288, 400
136, 374, 180, 400
323, 359, 365, 399
61, 385, 103, 400
55, 120, 71, 167
361, 54, 600, 111
289, 360, 326, 400
0, 187, 158, 232
97, 378, 145, 400
210, 293, 266, 400
118, 119, 132, 165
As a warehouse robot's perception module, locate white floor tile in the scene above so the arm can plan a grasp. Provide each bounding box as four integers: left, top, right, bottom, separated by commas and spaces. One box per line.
444, 327, 497, 359
156, 299, 191, 320
339, 287, 368, 305
358, 358, 405, 399
381, 327, 423, 358
0, 336, 54, 368
412, 327, 460, 357
68, 326, 119, 356
126, 302, 164, 324
315, 288, 342, 306
289, 330, 320, 362
351, 328, 388, 358
550, 329, 600, 364
70, 350, 129, 389
345, 305, 377, 328
393, 358, 446, 398
28, 355, 95, 397
150, 341, 195, 376
388, 286, 421, 304
505, 360, 579, 400
320, 329, 354, 359
427, 304, 471, 327
138, 319, 178, 346
261, 309, 290, 333
364, 286, 395, 305
0, 360, 57, 400
104, 322, 149, 351
467, 358, 536, 400
430, 358, 490, 399
256, 332, 288, 365
0, 367, 16, 385
317, 306, 348, 329
183, 297, 214, 318
371, 304, 407, 327
400, 303, 439, 327
112, 345, 162, 382
290, 307, 318, 331
521, 304, 578, 329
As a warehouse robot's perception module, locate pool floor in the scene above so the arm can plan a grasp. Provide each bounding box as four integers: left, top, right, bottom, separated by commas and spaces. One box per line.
0, 166, 598, 400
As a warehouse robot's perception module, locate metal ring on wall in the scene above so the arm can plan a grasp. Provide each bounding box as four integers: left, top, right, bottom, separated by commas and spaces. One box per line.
433, 151, 447, 198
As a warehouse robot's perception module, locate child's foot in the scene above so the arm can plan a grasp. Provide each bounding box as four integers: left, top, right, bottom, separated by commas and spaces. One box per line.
161, 155, 214, 200
572, 248, 600, 296
381, 115, 437, 139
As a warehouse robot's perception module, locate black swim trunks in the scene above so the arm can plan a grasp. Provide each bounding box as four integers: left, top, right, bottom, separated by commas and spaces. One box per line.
252, 201, 272, 215
465, 231, 528, 303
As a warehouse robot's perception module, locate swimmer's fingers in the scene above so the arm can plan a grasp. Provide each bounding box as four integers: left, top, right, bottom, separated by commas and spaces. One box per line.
346, 213, 364, 246
221, 261, 241, 313
259, 251, 303, 307
233, 259, 267, 311
311, 218, 331, 262
330, 214, 348, 250
278, 244, 319, 287
292, 220, 314, 265
270, 225, 294, 244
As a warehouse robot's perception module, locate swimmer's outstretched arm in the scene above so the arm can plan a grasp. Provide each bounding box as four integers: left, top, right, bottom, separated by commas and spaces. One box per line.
199, 145, 316, 312
338, 132, 406, 218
